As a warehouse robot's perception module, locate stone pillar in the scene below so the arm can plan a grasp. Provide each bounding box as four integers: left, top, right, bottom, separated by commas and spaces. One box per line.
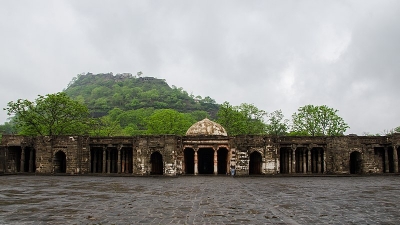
20, 149, 25, 172
317, 149, 321, 174
303, 150, 307, 174
312, 149, 317, 173
107, 150, 111, 173
88, 147, 92, 174
214, 149, 218, 175
288, 150, 291, 174
292, 148, 296, 173
102, 147, 107, 173
394, 146, 399, 173
122, 150, 126, 173
307, 149, 311, 174
117, 148, 121, 173
384, 147, 389, 173
132, 147, 135, 174
323, 148, 326, 174
194, 150, 198, 175
29, 149, 34, 173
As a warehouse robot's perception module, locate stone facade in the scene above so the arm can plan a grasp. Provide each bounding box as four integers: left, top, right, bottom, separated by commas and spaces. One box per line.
1, 119, 400, 176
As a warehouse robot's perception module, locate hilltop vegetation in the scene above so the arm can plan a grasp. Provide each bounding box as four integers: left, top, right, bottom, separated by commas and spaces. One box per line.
64, 72, 219, 118
1, 72, 353, 137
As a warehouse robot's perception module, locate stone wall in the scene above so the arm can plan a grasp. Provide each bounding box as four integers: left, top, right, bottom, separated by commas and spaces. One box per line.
1, 134, 400, 175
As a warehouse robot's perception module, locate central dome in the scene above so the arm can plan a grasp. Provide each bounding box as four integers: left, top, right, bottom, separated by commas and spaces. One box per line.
186, 118, 228, 136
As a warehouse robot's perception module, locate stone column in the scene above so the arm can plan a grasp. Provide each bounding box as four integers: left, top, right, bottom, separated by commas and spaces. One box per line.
102, 147, 107, 173
288, 150, 291, 174
122, 150, 126, 173
117, 148, 122, 173
132, 147, 135, 174
107, 150, 111, 173
292, 148, 296, 173
20, 149, 25, 172
29, 149, 34, 173
307, 149, 311, 174
303, 150, 307, 174
323, 148, 326, 174
384, 147, 389, 173
88, 147, 91, 174
394, 146, 399, 173
194, 150, 198, 175
214, 149, 218, 175
317, 149, 322, 174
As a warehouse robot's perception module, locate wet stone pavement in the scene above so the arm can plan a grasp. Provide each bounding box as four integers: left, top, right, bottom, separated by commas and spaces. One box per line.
0, 175, 400, 224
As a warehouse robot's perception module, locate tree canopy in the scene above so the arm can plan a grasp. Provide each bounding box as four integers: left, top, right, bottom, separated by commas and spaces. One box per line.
216, 102, 266, 135
265, 110, 289, 136
291, 105, 349, 136
4, 92, 90, 136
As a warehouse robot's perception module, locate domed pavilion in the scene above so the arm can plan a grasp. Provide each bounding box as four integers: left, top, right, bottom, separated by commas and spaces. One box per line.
182, 118, 232, 175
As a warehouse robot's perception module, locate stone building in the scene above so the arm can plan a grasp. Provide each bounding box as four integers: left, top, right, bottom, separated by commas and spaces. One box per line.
1, 118, 400, 175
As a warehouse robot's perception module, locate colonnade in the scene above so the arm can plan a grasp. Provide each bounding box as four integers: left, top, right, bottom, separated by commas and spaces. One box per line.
280, 147, 325, 174
20, 148, 35, 173
184, 147, 229, 175
383, 146, 399, 173
90, 146, 133, 174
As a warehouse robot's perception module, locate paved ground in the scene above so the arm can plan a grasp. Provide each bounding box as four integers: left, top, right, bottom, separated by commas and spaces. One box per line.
0, 175, 400, 224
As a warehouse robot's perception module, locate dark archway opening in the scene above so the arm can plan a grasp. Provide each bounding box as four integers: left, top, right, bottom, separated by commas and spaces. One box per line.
184, 148, 194, 174
249, 151, 262, 175
198, 148, 214, 174
350, 151, 362, 174
54, 151, 66, 173
217, 148, 228, 174
150, 152, 163, 175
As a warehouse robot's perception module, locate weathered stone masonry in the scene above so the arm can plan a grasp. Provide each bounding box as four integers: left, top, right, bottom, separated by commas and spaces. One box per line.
1, 119, 400, 175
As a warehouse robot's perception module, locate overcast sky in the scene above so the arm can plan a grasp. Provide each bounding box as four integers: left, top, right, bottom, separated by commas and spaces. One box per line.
1, 0, 399, 135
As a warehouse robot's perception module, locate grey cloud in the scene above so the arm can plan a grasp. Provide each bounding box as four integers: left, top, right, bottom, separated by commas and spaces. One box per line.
0, 0, 399, 135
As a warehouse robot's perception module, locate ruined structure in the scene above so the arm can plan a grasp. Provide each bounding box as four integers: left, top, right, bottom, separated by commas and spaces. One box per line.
1, 118, 400, 176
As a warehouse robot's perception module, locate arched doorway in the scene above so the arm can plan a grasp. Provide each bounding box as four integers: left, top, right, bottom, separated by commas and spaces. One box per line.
198, 148, 214, 174
54, 151, 66, 173
150, 152, 163, 175
249, 151, 262, 175
217, 148, 228, 174
350, 151, 362, 174
184, 148, 194, 174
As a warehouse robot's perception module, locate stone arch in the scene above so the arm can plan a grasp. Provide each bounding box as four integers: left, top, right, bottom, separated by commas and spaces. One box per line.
349, 151, 362, 174
150, 151, 163, 175
249, 151, 262, 175
54, 151, 67, 173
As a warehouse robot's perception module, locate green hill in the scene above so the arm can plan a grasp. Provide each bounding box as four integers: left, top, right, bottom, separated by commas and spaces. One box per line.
64, 72, 220, 119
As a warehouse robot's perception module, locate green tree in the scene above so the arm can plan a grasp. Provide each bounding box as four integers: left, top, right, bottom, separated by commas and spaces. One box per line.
266, 110, 289, 136
238, 103, 267, 135
89, 116, 123, 137
216, 102, 266, 135
146, 109, 195, 135
4, 92, 90, 136
291, 105, 349, 136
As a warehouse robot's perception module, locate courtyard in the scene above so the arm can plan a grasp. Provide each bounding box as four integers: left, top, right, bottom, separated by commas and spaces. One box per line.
0, 175, 399, 224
